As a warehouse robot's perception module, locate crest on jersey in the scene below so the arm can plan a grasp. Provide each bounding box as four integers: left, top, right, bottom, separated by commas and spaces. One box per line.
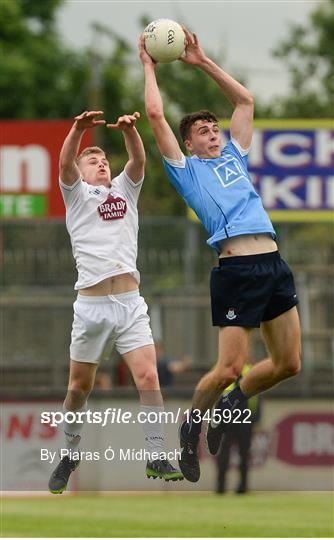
98, 195, 127, 220
89, 187, 102, 196
226, 308, 237, 320
214, 154, 248, 187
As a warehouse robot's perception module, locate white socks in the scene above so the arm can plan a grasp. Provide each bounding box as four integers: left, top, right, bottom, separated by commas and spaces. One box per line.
61, 402, 166, 461
140, 404, 165, 460
63, 402, 87, 452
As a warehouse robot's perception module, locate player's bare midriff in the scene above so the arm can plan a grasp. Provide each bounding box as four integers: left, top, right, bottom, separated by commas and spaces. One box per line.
78, 273, 138, 296
219, 233, 278, 258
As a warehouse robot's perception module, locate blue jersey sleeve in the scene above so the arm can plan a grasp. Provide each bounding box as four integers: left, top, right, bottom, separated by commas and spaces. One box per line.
224, 139, 249, 169
162, 155, 195, 198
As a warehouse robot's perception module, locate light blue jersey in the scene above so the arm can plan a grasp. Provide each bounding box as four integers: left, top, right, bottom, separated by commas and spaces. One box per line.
163, 139, 276, 253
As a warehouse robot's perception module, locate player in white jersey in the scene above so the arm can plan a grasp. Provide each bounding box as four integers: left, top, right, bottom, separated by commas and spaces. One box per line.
139, 29, 301, 482
48, 110, 183, 493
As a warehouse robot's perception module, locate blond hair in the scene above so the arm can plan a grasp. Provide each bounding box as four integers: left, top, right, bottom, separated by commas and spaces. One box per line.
76, 146, 106, 164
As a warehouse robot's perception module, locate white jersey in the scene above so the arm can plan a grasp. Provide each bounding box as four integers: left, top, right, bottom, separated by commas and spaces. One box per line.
59, 170, 143, 290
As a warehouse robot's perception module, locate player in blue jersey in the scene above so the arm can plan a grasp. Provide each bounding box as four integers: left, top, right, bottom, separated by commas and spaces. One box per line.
139, 28, 301, 482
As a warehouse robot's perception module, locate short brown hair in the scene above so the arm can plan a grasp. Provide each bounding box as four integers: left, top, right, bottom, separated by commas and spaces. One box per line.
76, 146, 106, 164
179, 110, 219, 142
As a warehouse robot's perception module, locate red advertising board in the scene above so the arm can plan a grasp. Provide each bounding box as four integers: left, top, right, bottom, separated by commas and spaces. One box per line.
0, 121, 93, 218
275, 413, 334, 466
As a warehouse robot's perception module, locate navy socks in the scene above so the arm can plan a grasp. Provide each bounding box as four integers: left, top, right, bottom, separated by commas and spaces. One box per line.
218, 385, 248, 410
182, 386, 249, 440
182, 409, 202, 440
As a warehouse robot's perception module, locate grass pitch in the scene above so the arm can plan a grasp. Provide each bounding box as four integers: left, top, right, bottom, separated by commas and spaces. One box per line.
1, 492, 333, 537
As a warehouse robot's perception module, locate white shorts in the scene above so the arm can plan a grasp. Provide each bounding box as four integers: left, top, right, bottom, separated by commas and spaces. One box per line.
70, 290, 154, 363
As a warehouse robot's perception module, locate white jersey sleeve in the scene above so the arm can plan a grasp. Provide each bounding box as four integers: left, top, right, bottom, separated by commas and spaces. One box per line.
59, 177, 84, 209
111, 169, 144, 204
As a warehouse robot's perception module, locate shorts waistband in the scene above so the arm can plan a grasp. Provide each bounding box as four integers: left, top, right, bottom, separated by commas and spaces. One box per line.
218, 250, 280, 266
76, 289, 140, 304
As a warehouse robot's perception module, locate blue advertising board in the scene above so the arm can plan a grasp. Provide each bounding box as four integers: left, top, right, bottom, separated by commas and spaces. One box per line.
244, 120, 333, 222
218, 120, 333, 222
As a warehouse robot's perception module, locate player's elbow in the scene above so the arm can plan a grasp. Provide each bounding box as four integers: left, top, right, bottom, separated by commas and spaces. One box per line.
235, 92, 254, 109
146, 106, 164, 122
241, 92, 254, 107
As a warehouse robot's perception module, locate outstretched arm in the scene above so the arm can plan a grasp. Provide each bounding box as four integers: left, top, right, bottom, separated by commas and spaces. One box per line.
107, 112, 145, 183
139, 36, 183, 161
59, 111, 106, 186
181, 27, 254, 150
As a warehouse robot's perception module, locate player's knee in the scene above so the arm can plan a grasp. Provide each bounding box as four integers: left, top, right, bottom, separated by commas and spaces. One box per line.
213, 365, 240, 389
138, 368, 159, 389
276, 353, 301, 380
147, 369, 160, 388
286, 354, 301, 377
68, 380, 92, 399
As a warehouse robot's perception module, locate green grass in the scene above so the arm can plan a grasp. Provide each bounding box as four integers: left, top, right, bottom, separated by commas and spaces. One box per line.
1, 492, 333, 537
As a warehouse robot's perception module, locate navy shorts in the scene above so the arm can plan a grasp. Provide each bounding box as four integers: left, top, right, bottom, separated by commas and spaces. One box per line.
210, 251, 298, 328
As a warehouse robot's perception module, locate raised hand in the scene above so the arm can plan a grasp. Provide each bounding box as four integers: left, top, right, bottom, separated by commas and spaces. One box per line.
138, 35, 156, 66
74, 111, 106, 131
179, 26, 206, 65
107, 112, 141, 131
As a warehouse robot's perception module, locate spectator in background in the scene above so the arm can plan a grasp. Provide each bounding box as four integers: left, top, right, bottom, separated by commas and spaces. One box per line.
216, 362, 262, 495
156, 341, 192, 387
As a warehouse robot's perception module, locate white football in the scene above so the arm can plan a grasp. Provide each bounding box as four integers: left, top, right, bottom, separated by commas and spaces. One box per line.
144, 19, 186, 63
